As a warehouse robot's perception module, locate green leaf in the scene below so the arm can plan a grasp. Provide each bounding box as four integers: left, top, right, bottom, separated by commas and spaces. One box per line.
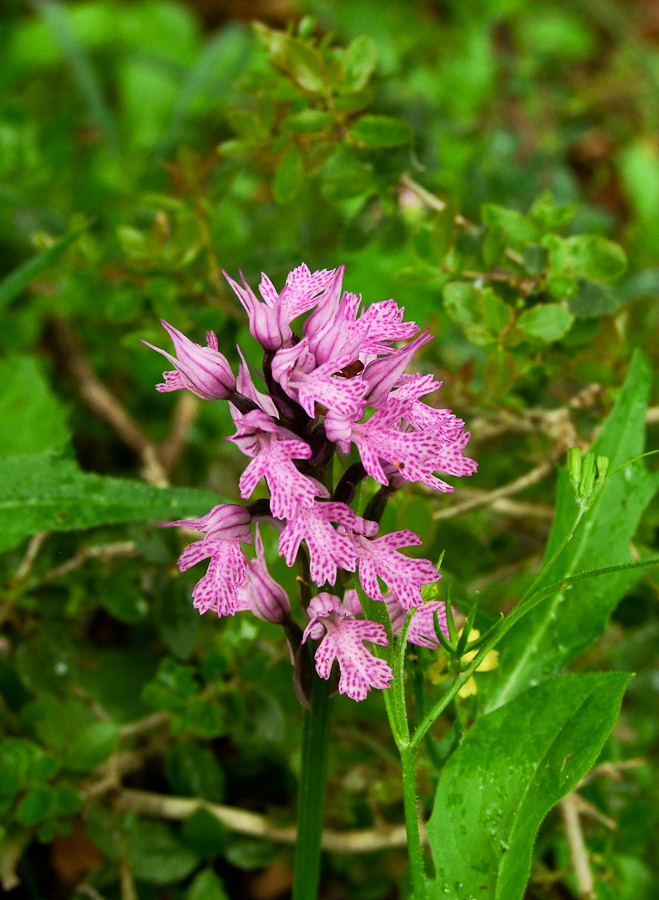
64, 722, 119, 774
283, 109, 333, 133
413, 208, 455, 264
0, 356, 70, 458
619, 140, 659, 223
485, 351, 659, 712
186, 868, 229, 900
568, 279, 619, 318
182, 808, 229, 859
320, 145, 376, 203
523, 243, 549, 276
427, 673, 629, 900
273, 147, 303, 205
53, 783, 82, 817
165, 741, 225, 802
0, 451, 224, 553
0, 231, 81, 312
443, 282, 480, 327
128, 819, 200, 885
481, 204, 539, 243
225, 837, 277, 871
348, 114, 414, 149
562, 235, 627, 282
479, 288, 512, 333
16, 785, 56, 826
517, 303, 574, 342
339, 36, 377, 94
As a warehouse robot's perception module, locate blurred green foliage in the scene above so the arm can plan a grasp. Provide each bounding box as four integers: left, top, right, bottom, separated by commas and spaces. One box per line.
1, 0, 659, 897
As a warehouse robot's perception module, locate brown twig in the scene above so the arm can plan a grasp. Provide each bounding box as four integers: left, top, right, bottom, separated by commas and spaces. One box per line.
12, 531, 50, 582
433, 460, 555, 521
577, 757, 645, 788
116, 788, 415, 853
119, 710, 170, 741
159, 393, 199, 474
51, 317, 168, 487
559, 793, 595, 899
43, 541, 137, 582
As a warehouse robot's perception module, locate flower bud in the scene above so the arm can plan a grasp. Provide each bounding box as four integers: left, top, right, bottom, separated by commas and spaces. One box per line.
144, 321, 235, 400
238, 526, 290, 624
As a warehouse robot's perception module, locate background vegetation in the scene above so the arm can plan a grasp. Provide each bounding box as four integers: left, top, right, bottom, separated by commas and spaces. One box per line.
1, 0, 659, 898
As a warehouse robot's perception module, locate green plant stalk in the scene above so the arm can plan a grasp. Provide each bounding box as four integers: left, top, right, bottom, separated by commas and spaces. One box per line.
400, 743, 429, 900
293, 671, 333, 900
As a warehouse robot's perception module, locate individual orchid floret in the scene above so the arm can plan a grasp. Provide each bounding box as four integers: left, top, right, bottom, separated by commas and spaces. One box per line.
143, 320, 235, 400
224, 270, 288, 351
178, 536, 248, 617
228, 410, 326, 519
394, 375, 467, 439
350, 526, 441, 610
260, 263, 340, 324
224, 264, 340, 351
384, 593, 450, 648
236, 525, 290, 624
306, 291, 419, 365
350, 397, 477, 489
279, 501, 358, 586
302, 592, 392, 701
163, 503, 253, 544
362, 330, 433, 409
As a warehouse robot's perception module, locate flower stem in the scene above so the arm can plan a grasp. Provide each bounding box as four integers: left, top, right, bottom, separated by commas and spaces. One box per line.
293, 671, 333, 900
400, 744, 429, 900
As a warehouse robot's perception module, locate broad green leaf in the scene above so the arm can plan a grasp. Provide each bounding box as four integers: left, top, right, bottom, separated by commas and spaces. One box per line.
481, 204, 539, 243
0, 232, 81, 312
568, 279, 619, 317
517, 303, 574, 342
443, 282, 480, 327
0, 356, 69, 458
15, 785, 56, 826
225, 837, 277, 871
349, 114, 414, 149
339, 36, 377, 94
320, 145, 376, 203
484, 351, 659, 712
480, 288, 512, 333
182, 809, 229, 859
0, 451, 224, 553
64, 722, 119, 774
562, 234, 627, 282
283, 109, 333, 133
273, 147, 303, 205
165, 741, 225, 802
128, 819, 200, 885
427, 672, 629, 900
619, 141, 659, 223
186, 868, 229, 900
414, 207, 455, 264
523, 243, 549, 276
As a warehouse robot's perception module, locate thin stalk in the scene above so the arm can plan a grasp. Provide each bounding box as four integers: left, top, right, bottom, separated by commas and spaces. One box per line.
401, 745, 429, 900
293, 672, 333, 900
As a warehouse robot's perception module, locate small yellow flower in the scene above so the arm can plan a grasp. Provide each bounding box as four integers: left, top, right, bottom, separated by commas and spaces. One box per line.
426, 629, 498, 697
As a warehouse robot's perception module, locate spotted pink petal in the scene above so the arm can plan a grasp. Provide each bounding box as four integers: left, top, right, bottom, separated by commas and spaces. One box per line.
279, 502, 358, 586
353, 529, 441, 609
177, 538, 247, 617
314, 617, 392, 701
238, 439, 321, 519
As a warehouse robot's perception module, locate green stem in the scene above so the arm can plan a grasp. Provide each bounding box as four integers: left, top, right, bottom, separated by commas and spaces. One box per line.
401, 744, 429, 900
293, 671, 333, 900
